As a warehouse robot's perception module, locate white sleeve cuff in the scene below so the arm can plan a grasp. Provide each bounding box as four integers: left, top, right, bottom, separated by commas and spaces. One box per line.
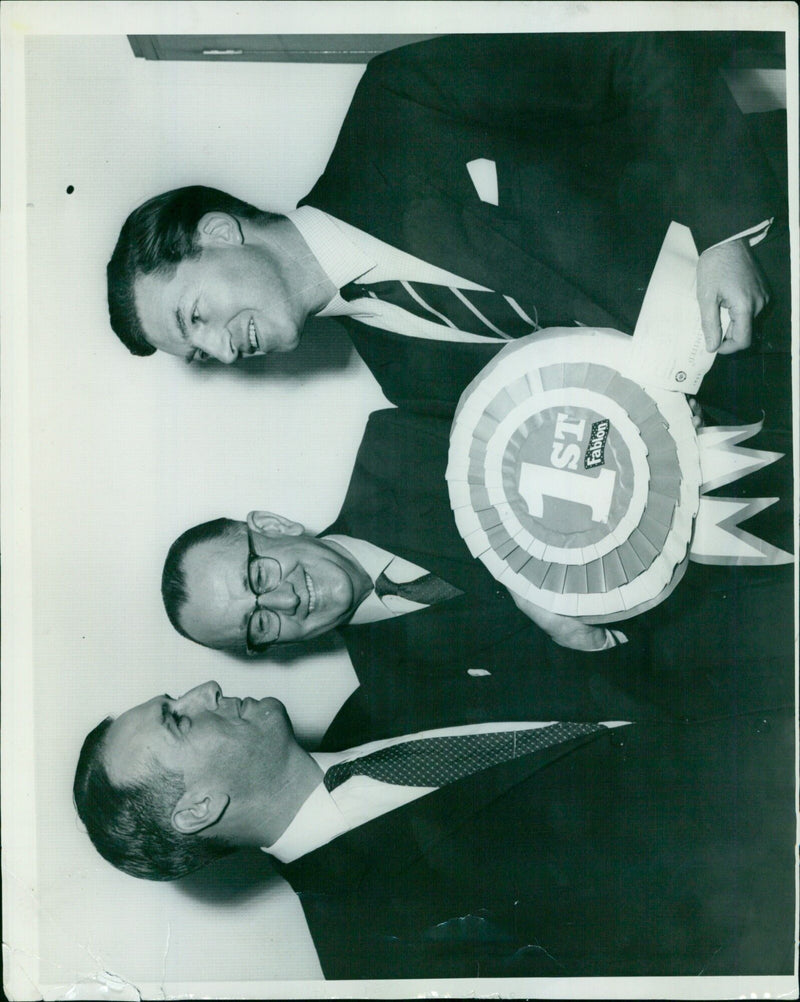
710, 217, 774, 250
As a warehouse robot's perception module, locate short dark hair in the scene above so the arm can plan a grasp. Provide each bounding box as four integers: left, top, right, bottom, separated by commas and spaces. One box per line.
107, 186, 274, 356
162, 517, 243, 644
73, 716, 234, 881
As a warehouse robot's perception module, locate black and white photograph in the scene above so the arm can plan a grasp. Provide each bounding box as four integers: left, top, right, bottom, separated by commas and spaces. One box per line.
2, 1, 798, 998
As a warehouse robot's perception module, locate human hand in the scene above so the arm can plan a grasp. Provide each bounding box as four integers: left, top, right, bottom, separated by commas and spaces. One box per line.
509, 591, 627, 652
688, 396, 703, 430
696, 238, 769, 355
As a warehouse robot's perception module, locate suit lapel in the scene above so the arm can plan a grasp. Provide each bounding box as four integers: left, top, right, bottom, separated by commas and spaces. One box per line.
325, 409, 526, 710
328, 409, 500, 591
307, 161, 630, 331
388, 177, 627, 327
281, 727, 608, 894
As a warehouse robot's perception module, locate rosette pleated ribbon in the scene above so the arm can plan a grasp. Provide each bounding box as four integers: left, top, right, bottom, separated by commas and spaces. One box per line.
446, 328, 792, 625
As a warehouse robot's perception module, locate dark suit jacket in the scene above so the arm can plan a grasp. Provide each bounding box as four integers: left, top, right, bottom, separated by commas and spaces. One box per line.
280, 708, 796, 979
300, 32, 787, 414
321, 408, 793, 749
275, 42, 794, 977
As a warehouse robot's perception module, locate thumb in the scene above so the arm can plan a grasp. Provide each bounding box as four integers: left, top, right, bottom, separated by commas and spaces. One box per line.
544, 616, 625, 653
510, 591, 628, 652
717, 306, 752, 355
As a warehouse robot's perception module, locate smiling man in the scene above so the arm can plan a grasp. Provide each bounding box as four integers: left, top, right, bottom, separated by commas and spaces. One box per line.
76, 681, 321, 879
170, 512, 373, 651
160, 408, 794, 746
73, 679, 796, 979
107, 33, 787, 413
129, 205, 336, 363
160, 414, 652, 742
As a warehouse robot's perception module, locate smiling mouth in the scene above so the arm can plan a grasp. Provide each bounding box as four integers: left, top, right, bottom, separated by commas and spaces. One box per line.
247, 316, 258, 352
304, 570, 317, 615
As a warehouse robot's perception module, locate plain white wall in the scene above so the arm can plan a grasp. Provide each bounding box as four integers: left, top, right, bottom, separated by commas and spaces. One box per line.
25, 34, 389, 990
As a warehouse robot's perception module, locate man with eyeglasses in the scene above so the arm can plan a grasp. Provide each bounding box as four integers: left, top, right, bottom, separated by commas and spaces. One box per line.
164, 511, 374, 655
160, 408, 794, 747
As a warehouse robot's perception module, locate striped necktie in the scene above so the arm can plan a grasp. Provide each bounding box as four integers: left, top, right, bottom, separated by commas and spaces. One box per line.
323, 722, 605, 791
340, 279, 541, 340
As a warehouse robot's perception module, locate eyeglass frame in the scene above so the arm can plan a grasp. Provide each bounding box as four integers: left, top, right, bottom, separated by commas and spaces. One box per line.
245, 525, 284, 655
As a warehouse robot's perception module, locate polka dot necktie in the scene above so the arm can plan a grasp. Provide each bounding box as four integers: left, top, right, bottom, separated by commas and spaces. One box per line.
323, 722, 606, 791
340, 279, 542, 340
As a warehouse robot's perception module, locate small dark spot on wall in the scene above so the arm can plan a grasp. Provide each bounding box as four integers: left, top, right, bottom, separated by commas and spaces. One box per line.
66, 185, 74, 194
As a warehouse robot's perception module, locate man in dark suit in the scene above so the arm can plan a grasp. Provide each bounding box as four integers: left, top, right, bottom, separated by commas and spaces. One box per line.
107, 32, 784, 415
161, 407, 794, 746
73, 679, 796, 979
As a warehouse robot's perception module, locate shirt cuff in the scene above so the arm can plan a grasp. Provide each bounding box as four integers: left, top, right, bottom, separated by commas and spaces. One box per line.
709, 217, 774, 251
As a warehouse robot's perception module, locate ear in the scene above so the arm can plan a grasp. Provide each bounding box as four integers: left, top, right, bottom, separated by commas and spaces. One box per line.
195, 212, 243, 248
247, 511, 305, 538
171, 790, 230, 835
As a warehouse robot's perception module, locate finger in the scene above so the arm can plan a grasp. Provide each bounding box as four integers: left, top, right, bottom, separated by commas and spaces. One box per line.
577, 624, 610, 651
606, 629, 629, 647
699, 295, 723, 351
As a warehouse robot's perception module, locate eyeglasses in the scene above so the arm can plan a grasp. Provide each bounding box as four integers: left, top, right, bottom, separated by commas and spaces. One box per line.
245, 526, 283, 655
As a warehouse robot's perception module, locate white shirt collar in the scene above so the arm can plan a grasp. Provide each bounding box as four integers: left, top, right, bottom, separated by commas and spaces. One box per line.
286, 206, 492, 330
264, 754, 433, 864
286, 206, 376, 301
265, 779, 347, 864
323, 534, 432, 624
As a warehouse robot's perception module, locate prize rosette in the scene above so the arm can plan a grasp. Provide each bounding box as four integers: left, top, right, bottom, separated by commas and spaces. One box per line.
446, 329, 702, 622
